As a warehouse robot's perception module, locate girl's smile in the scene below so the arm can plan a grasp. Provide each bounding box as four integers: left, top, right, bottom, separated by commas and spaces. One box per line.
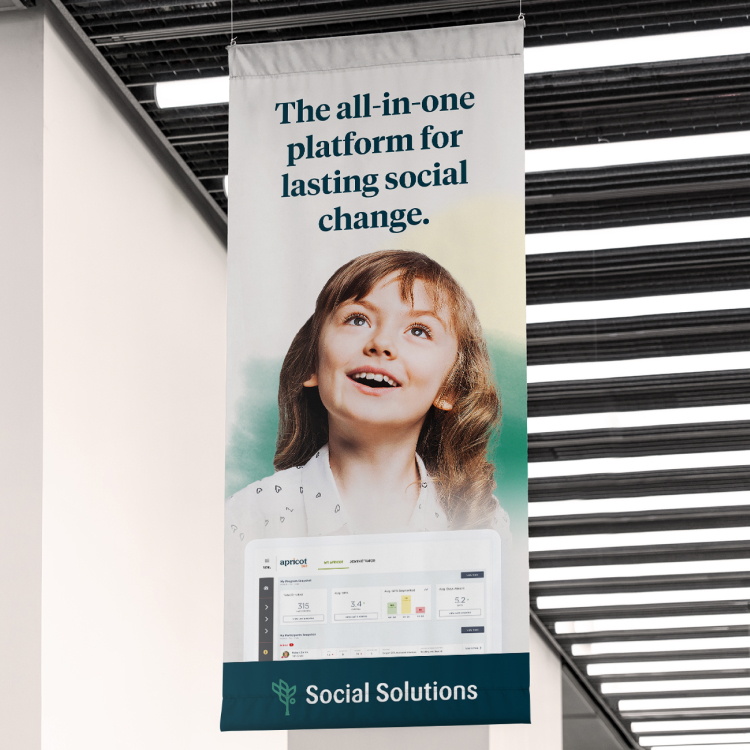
347, 365, 401, 389
304, 272, 458, 433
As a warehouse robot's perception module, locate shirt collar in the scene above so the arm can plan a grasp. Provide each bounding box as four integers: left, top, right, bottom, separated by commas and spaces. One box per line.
301, 444, 448, 536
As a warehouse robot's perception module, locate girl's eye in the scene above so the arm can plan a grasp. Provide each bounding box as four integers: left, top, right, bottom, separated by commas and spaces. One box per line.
345, 313, 369, 327
409, 324, 432, 338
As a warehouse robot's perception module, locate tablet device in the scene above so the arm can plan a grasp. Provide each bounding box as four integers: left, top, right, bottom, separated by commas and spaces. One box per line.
244, 530, 502, 661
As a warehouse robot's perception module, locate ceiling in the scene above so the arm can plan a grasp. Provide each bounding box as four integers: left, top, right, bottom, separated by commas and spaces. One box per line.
53, 2, 750, 748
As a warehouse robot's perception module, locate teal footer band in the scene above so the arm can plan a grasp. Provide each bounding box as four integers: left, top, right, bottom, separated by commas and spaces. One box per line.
221, 652, 530, 731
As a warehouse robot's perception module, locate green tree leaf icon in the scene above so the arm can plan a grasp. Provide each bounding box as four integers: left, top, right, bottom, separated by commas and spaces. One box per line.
272, 679, 297, 716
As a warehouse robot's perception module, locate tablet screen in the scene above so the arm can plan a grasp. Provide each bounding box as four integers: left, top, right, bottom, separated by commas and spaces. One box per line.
244, 530, 501, 661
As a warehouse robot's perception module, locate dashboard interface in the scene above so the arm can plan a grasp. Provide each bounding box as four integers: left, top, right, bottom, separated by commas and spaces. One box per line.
244, 531, 501, 661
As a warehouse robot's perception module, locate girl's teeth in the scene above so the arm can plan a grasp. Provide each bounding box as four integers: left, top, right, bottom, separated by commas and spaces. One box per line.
351, 371, 398, 386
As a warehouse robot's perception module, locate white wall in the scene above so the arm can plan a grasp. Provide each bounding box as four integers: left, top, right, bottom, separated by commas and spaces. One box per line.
0, 8, 44, 750
39, 15, 284, 750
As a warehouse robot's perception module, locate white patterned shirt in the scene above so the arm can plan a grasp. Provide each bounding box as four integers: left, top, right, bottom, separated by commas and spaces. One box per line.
226, 444, 510, 541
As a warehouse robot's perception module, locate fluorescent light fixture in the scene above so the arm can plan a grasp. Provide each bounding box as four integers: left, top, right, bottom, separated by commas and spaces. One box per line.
525, 216, 750, 255
526, 289, 750, 325
602, 677, 750, 694
524, 27, 750, 74
528, 351, 750, 383
528, 405, 750, 434
640, 733, 750, 746
633, 719, 750, 733
531, 526, 750, 553
573, 636, 750, 657
532, 558, 750, 583
555, 613, 750, 635
589, 657, 750, 677
530, 491, 750, 519
154, 76, 229, 109
528, 450, 750, 480
527, 131, 750, 173
223, 175, 229, 199
539, 587, 750, 611
620, 695, 750, 712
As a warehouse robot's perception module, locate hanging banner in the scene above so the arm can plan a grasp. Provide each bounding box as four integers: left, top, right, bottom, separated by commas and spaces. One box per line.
223, 20, 527, 732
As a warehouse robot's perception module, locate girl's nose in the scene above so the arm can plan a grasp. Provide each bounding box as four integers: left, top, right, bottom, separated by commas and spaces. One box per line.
366, 328, 397, 358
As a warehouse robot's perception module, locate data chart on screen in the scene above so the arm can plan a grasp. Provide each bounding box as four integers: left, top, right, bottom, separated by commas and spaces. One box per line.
244, 530, 501, 661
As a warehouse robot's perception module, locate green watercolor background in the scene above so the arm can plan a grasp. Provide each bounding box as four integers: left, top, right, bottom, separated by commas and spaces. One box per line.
487, 338, 528, 534
225, 358, 282, 498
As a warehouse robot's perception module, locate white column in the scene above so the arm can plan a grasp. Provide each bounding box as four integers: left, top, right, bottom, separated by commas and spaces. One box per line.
289, 723, 488, 750
490, 626, 563, 750
0, 8, 44, 750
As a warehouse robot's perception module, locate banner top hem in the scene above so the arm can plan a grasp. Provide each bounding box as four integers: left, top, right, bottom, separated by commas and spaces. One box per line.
229, 20, 523, 79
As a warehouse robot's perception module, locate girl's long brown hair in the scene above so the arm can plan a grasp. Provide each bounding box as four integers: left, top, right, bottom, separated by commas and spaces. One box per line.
274, 250, 500, 529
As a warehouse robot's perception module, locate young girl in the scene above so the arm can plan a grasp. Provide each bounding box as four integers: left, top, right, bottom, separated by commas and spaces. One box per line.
226, 250, 510, 542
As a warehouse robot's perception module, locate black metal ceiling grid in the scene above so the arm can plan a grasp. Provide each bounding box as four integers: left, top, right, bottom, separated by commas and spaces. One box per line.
528, 309, 750, 364
526, 56, 750, 148
530, 420, 750, 463
65, 1, 750, 51
535, 578, 750, 605
518, 5, 750, 733
530, 465, 750, 503
527, 157, 750, 203
527, 240, 750, 304
527, 229, 750, 742
56, 2, 750, 747
531, 540, 750, 570
527, 187, 750, 233
532, 508, 750, 540
526, 160, 750, 235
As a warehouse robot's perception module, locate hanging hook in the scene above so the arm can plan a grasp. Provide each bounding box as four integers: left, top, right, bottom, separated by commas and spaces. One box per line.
228, 0, 237, 48
518, 0, 526, 27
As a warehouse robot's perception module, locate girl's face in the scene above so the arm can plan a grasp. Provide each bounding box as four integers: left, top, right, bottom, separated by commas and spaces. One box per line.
305, 272, 459, 435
